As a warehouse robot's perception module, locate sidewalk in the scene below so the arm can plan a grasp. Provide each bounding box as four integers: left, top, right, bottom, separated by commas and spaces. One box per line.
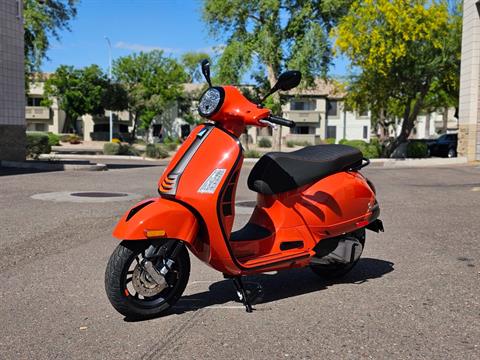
244, 156, 470, 168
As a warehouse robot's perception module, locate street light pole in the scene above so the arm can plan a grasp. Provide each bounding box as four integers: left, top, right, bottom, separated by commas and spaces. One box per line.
105, 36, 113, 142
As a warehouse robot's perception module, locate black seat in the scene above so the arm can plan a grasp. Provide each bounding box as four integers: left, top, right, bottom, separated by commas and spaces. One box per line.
247, 145, 363, 195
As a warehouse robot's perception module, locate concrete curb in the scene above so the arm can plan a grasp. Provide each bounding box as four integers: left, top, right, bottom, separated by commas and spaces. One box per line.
41, 153, 168, 162
0, 160, 107, 171
244, 156, 469, 168
370, 157, 468, 168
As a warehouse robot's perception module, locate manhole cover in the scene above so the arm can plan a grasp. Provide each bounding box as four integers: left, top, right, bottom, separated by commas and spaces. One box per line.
31, 191, 142, 203
71, 192, 129, 198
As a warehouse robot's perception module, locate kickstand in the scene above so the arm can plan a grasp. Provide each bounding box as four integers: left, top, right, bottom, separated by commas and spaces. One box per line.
231, 276, 254, 313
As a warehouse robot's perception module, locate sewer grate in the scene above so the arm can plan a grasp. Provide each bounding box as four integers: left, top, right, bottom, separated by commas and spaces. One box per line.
71, 192, 129, 198
31, 191, 141, 203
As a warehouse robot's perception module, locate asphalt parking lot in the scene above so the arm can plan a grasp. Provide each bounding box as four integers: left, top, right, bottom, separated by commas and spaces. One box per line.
0, 161, 479, 359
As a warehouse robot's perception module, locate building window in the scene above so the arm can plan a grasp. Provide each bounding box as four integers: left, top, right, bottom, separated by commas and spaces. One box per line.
293, 126, 312, 134
291, 100, 316, 111
363, 126, 368, 139
32, 123, 47, 132
327, 126, 337, 139
359, 109, 369, 117
152, 124, 162, 137
27, 97, 44, 106
327, 100, 338, 117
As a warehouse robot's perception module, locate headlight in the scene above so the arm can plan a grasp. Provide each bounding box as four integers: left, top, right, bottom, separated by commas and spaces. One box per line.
198, 87, 224, 117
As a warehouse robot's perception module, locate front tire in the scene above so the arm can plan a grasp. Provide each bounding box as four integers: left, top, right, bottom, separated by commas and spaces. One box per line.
105, 240, 190, 319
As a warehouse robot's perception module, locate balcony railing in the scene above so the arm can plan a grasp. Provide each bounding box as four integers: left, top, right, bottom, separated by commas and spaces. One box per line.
26, 106, 50, 120
284, 111, 320, 123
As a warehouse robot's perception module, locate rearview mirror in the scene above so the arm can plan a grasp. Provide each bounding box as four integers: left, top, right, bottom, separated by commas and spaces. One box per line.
201, 59, 212, 88
275, 70, 302, 91
260, 70, 302, 104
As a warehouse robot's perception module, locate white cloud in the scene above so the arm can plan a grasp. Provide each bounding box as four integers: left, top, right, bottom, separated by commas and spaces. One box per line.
114, 41, 179, 53
114, 41, 225, 55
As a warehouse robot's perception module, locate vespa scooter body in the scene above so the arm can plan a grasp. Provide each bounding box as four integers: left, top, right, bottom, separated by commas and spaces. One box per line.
114, 121, 378, 276
107, 65, 383, 317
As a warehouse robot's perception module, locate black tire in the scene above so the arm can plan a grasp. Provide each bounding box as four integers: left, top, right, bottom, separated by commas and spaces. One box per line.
447, 148, 456, 158
310, 230, 365, 280
105, 240, 190, 319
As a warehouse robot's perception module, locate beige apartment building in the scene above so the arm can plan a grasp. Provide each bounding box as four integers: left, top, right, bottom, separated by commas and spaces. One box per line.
0, 0, 25, 161
459, 0, 480, 161
248, 80, 372, 145
26, 77, 132, 141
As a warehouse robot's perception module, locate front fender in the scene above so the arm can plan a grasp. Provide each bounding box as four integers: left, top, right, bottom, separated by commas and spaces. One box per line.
113, 197, 198, 243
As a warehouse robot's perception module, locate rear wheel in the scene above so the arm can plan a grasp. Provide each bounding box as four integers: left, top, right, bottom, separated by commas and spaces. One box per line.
105, 240, 190, 319
310, 229, 365, 280
447, 148, 456, 158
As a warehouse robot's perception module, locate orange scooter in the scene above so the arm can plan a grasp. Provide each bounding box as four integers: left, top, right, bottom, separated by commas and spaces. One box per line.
105, 60, 384, 318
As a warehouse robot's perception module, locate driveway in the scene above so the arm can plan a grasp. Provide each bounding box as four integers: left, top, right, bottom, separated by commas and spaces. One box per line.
0, 162, 479, 359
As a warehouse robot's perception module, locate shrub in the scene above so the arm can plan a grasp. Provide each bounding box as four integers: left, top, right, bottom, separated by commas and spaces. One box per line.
324, 138, 336, 144
26, 132, 51, 159
258, 137, 272, 148
47, 132, 60, 146
103, 142, 121, 155
145, 144, 169, 159
103, 142, 141, 156
165, 143, 178, 152
60, 134, 82, 144
120, 144, 141, 156
244, 149, 261, 158
60, 134, 71, 142
68, 134, 82, 144
339, 139, 380, 159
286, 140, 312, 148
163, 136, 181, 145
406, 141, 428, 158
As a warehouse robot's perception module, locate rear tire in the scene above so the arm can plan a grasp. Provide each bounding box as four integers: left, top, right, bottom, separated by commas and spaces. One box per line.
310, 229, 365, 280
105, 240, 190, 319
447, 148, 456, 158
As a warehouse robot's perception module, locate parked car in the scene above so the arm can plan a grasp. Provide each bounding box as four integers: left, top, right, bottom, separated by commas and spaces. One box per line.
426, 133, 458, 158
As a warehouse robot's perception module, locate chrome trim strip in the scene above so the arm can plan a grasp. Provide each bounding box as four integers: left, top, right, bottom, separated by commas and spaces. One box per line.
160, 124, 214, 196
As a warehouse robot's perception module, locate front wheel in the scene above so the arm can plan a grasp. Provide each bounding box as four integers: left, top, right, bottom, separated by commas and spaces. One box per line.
105, 240, 190, 319
447, 148, 456, 158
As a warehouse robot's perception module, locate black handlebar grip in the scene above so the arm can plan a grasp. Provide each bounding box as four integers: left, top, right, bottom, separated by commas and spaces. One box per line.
268, 115, 296, 128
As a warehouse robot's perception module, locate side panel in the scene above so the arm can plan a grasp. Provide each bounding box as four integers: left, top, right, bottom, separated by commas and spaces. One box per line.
255, 171, 375, 243
233, 171, 376, 265
112, 198, 198, 244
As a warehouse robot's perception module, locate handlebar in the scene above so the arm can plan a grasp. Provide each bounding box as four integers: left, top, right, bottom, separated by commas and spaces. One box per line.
265, 115, 296, 128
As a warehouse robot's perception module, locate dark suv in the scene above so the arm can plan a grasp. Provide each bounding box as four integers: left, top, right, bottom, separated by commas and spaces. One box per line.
427, 133, 457, 158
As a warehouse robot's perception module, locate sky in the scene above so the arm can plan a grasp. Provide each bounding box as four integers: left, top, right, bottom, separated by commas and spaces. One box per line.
43, 0, 350, 80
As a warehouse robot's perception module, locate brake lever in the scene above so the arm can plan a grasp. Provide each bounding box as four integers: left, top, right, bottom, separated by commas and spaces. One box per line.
259, 119, 278, 130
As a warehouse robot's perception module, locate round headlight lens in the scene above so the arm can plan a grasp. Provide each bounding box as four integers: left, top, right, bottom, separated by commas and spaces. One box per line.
198, 87, 224, 117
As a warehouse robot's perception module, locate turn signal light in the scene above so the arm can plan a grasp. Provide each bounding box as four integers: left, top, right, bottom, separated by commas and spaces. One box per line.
145, 230, 166, 238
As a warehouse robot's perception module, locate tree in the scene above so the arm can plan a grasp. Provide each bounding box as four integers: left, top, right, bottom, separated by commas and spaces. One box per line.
23, 0, 77, 80
181, 52, 211, 83
43, 65, 126, 133
203, 0, 351, 150
334, 0, 461, 155
112, 50, 187, 141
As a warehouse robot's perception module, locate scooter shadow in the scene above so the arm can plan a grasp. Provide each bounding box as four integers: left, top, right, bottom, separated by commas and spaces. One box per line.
123, 258, 393, 321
